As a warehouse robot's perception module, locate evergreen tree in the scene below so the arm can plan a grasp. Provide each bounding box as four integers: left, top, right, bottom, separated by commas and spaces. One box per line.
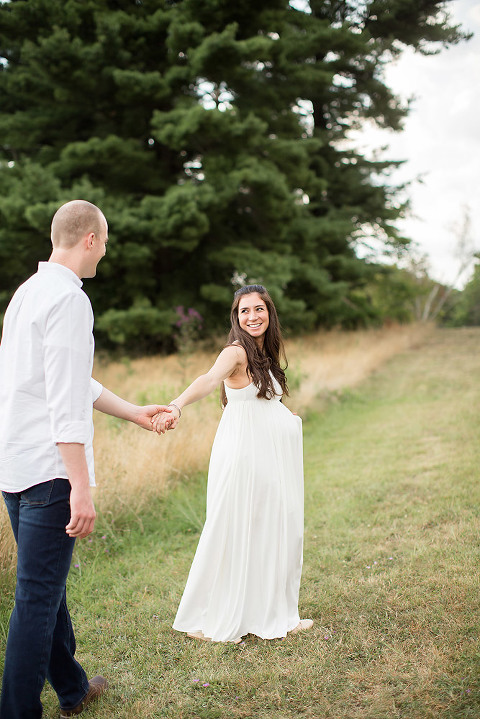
0, 0, 468, 350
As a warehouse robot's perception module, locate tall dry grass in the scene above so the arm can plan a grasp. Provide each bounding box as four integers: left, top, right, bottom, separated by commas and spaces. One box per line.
285, 322, 430, 410
0, 323, 431, 572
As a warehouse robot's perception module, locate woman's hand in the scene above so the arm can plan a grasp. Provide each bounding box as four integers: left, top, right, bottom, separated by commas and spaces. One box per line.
133, 404, 172, 431
152, 405, 181, 433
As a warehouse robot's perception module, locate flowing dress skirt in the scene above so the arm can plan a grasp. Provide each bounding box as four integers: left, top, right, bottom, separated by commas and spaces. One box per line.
172, 380, 304, 642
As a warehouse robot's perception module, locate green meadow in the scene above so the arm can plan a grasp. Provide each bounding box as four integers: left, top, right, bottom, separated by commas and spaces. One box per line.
1, 327, 479, 718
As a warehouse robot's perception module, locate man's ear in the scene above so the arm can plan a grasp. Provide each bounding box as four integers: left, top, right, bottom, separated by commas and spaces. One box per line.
86, 232, 96, 249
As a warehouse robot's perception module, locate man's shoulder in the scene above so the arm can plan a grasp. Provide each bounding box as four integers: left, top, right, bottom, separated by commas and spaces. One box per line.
8, 270, 91, 319
29, 268, 87, 300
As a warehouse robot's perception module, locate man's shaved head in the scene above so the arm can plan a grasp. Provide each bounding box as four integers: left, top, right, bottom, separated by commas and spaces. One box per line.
51, 200, 106, 249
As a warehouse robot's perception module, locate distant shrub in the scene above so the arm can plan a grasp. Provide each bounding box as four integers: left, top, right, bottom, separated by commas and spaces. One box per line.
174, 305, 204, 354
95, 301, 176, 355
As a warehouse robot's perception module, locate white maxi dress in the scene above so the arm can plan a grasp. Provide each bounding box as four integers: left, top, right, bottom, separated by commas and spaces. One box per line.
172, 375, 304, 642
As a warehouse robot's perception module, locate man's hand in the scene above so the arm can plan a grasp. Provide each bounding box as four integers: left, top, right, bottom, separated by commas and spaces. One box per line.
133, 404, 172, 431
57, 442, 95, 539
66, 484, 96, 539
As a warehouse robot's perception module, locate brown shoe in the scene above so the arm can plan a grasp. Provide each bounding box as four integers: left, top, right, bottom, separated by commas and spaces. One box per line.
59, 676, 108, 717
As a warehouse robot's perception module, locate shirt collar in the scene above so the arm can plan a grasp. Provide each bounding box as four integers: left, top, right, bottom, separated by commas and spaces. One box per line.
38, 262, 83, 288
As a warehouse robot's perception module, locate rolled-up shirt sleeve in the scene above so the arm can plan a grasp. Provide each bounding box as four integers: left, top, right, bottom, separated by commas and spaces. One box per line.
43, 293, 95, 445
91, 378, 103, 402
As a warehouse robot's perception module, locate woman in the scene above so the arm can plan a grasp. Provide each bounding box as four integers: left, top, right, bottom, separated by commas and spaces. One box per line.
154, 285, 312, 643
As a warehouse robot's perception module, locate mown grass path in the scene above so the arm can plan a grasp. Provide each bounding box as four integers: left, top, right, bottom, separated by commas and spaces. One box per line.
1, 328, 480, 718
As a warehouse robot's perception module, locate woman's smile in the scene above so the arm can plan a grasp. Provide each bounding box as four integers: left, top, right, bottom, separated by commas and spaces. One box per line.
238, 292, 270, 342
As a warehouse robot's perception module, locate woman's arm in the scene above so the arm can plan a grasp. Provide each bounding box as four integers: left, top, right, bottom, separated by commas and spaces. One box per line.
152, 345, 246, 432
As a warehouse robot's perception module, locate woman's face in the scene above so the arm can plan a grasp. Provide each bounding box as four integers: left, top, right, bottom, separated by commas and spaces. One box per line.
238, 292, 269, 342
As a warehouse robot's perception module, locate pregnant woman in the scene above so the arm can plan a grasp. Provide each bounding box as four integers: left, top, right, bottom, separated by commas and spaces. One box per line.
154, 285, 312, 643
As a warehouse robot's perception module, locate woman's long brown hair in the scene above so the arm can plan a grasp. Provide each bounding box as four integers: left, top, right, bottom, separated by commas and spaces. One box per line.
221, 285, 288, 407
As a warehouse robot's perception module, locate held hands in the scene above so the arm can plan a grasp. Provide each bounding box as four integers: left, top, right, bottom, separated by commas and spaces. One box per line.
151, 404, 181, 434
131, 402, 180, 435
133, 404, 173, 431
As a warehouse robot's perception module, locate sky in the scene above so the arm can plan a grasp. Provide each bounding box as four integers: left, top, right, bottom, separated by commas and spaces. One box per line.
353, 0, 480, 288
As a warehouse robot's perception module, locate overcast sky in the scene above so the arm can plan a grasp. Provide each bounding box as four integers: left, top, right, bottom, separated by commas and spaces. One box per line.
354, 0, 480, 287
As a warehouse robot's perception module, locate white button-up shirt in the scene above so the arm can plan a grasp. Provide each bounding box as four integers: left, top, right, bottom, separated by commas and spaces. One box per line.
0, 262, 103, 492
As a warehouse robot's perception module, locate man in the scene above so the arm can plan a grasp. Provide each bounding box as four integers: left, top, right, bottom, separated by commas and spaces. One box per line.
0, 200, 171, 719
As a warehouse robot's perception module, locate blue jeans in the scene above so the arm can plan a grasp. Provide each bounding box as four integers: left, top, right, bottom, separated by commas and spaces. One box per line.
1, 479, 90, 719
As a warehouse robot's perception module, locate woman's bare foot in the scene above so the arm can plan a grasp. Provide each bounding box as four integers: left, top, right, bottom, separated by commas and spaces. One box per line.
289, 619, 314, 634
187, 630, 211, 642
187, 630, 243, 644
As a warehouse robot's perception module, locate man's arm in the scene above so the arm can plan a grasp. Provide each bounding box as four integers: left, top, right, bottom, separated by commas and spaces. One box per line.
58, 389, 171, 539
43, 295, 98, 538
93, 387, 172, 431
57, 443, 96, 539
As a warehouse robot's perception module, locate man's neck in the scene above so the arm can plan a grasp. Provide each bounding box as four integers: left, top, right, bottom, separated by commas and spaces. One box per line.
48, 249, 82, 279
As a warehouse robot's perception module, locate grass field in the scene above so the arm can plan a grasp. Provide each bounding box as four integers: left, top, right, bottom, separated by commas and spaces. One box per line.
0, 323, 426, 570
1, 325, 480, 718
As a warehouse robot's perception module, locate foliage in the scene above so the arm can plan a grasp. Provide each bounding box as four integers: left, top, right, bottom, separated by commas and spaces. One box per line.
358, 261, 456, 325
0, 0, 468, 349
95, 300, 177, 354
449, 257, 480, 326
174, 305, 204, 354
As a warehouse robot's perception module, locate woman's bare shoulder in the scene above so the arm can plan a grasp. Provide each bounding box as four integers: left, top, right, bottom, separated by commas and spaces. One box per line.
223, 341, 247, 361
